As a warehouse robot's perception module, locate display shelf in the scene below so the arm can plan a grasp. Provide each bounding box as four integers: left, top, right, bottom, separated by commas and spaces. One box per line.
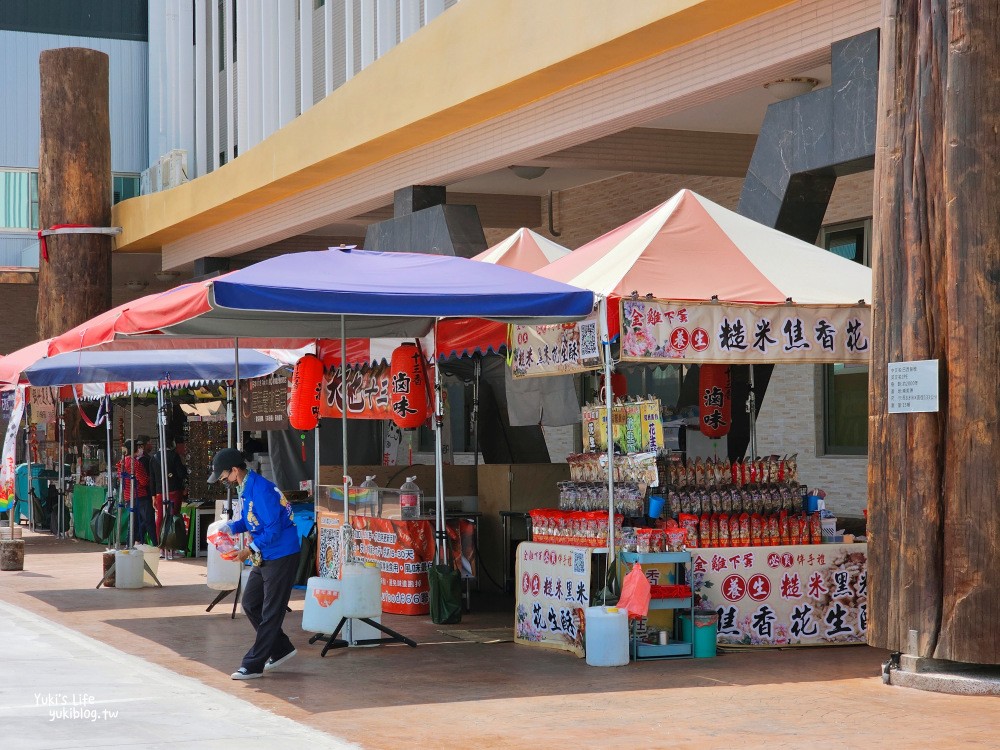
621, 550, 689, 565
632, 640, 693, 658
619, 549, 694, 660
649, 597, 690, 610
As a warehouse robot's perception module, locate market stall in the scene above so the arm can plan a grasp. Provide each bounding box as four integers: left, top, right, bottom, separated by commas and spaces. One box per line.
512, 189, 872, 657
44, 247, 594, 618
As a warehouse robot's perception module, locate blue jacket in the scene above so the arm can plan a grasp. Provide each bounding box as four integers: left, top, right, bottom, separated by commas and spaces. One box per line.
228, 471, 300, 561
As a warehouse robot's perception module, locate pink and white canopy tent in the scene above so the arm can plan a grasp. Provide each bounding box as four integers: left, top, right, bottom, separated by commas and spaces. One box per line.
535, 188, 872, 355
471, 227, 571, 270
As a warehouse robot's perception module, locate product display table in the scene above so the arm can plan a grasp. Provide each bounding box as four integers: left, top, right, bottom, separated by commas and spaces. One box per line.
345, 513, 480, 615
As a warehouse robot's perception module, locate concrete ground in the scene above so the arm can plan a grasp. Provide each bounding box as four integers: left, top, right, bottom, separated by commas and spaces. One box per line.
0, 530, 997, 750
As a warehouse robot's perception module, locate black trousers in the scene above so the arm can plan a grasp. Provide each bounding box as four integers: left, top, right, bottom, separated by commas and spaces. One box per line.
132, 496, 156, 546
240, 552, 298, 672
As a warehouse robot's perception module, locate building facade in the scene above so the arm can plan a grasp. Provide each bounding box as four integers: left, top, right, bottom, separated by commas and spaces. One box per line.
3, 0, 881, 516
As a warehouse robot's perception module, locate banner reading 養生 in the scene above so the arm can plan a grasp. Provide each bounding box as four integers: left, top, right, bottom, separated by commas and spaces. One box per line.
512, 311, 603, 378
692, 543, 867, 647
620, 299, 871, 364
514, 541, 591, 657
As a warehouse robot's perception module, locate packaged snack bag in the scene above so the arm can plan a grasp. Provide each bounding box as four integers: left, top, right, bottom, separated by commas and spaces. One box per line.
678, 513, 699, 549
718, 514, 731, 548
749, 513, 764, 546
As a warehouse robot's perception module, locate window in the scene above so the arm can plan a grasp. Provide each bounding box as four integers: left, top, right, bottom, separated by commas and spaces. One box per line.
819, 219, 871, 455
1, 170, 140, 230
217, 0, 225, 70
0, 170, 39, 230
113, 174, 140, 204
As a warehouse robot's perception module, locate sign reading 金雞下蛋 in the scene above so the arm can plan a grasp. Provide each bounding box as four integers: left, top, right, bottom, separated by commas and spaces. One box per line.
692, 543, 868, 647
887, 359, 939, 414
514, 541, 591, 657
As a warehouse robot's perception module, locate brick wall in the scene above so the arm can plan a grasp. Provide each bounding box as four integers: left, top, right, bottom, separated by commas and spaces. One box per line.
0, 284, 39, 354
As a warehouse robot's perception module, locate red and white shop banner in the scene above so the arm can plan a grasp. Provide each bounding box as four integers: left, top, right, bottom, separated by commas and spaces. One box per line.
691, 543, 868, 647
349, 516, 468, 616
514, 541, 591, 657
619, 299, 871, 365
511, 311, 603, 378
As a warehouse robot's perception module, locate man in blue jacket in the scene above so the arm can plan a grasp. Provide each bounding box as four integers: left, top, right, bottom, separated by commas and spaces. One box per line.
209, 448, 301, 680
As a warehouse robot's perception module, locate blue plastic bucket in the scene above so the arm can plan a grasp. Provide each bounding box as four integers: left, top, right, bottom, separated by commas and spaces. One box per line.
648, 495, 665, 519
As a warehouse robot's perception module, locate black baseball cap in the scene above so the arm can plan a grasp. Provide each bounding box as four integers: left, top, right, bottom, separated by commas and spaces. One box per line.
207, 448, 246, 483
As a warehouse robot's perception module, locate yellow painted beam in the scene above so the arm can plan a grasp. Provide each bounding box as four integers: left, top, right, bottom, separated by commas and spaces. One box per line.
114, 0, 796, 252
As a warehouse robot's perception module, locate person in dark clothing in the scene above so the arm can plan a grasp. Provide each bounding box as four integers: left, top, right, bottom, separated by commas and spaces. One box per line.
210, 447, 300, 680
118, 439, 154, 546
150, 438, 189, 559
134, 436, 156, 545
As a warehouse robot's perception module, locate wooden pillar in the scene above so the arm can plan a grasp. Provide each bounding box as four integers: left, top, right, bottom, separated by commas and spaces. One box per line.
869, 1, 1000, 663
36, 48, 113, 340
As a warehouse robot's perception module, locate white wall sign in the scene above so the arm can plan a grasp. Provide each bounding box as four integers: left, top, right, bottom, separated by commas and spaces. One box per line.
888, 359, 939, 413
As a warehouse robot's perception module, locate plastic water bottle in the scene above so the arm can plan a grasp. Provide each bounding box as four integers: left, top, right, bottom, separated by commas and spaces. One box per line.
399, 476, 421, 519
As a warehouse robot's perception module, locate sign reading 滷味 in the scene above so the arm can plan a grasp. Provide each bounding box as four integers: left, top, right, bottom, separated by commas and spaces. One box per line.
514, 541, 591, 657
619, 299, 871, 364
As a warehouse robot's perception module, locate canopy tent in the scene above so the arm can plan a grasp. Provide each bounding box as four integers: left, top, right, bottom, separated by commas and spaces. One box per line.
42, 246, 595, 567
511, 189, 874, 576
319, 230, 572, 367
471, 227, 571, 270
535, 188, 872, 346
23, 348, 281, 387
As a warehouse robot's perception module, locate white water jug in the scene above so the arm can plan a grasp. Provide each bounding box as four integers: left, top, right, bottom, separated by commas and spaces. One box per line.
585, 606, 629, 667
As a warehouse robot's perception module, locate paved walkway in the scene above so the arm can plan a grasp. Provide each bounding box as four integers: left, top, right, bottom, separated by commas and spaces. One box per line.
1, 530, 998, 749
0, 599, 356, 750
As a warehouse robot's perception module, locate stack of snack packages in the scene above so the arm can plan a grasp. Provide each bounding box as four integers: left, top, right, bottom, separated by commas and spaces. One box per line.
528, 508, 624, 548
664, 455, 825, 548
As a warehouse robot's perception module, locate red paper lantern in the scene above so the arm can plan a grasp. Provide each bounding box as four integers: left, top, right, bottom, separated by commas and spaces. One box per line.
389, 343, 429, 429
698, 364, 731, 439
289, 354, 324, 430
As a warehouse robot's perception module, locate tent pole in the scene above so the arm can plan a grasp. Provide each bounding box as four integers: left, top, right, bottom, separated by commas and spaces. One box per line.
600, 296, 616, 601
105, 396, 121, 547
225, 383, 233, 519
341, 316, 349, 524
128, 387, 135, 548
472, 356, 481, 469
234, 338, 242, 452
57, 398, 65, 538
24, 400, 33, 532
748, 364, 757, 460
157, 388, 170, 551
433, 341, 446, 565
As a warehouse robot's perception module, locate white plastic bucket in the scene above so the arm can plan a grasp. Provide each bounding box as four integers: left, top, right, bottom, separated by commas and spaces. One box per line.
585, 606, 629, 667
114, 549, 144, 589
340, 563, 382, 618
135, 544, 159, 586
302, 576, 344, 634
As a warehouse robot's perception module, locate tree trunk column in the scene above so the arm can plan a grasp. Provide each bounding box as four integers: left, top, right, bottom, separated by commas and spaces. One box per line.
869, 1, 1000, 664
37, 48, 113, 340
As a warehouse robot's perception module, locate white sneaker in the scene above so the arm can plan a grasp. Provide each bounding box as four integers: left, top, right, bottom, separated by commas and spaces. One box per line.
263, 649, 297, 672
231, 667, 263, 680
